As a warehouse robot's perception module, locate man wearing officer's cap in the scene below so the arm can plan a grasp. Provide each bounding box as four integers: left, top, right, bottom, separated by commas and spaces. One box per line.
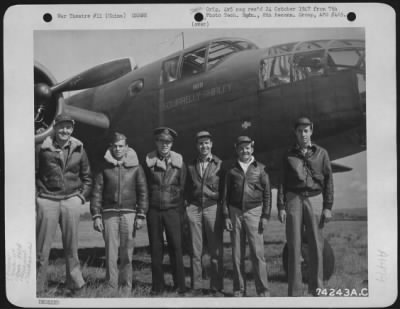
223, 136, 271, 297
144, 126, 187, 295
185, 131, 224, 296
36, 114, 92, 295
277, 117, 334, 296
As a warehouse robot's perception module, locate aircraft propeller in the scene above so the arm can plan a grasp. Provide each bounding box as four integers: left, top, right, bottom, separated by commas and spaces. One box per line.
34, 58, 133, 139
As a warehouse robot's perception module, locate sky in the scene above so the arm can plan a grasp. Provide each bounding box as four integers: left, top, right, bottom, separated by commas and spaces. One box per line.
34, 28, 367, 210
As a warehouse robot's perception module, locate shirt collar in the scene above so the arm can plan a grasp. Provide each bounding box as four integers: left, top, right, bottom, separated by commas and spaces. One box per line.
238, 156, 255, 166
293, 143, 316, 155
198, 153, 213, 163
53, 139, 71, 150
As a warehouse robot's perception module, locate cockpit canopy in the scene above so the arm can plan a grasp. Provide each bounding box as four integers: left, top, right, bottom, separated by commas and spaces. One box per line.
259, 39, 365, 89
160, 38, 258, 85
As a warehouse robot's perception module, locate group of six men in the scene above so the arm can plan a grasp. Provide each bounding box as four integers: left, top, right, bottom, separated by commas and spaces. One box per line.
36, 114, 333, 297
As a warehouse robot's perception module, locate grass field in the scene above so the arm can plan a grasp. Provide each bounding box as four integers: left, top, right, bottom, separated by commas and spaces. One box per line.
38, 211, 368, 298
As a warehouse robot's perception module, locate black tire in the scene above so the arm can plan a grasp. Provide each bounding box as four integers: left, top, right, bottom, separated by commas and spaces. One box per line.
282, 238, 335, 282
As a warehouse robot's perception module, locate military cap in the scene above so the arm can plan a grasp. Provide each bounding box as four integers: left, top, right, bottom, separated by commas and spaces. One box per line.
294, 117, 313, 129
54, 114, 75, 126
110, 132, 127, 144
196, 130, 212, 141
235, 135, 254, 147
154, 126, 177, 142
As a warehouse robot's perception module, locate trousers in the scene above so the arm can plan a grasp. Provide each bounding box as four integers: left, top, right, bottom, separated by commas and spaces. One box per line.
36, 196, 85, 292
186, 204, 223, 291
229, 205, 269, 295
285, 192, 324, 296
102, 211, 136, 289
147, 207, 186, 292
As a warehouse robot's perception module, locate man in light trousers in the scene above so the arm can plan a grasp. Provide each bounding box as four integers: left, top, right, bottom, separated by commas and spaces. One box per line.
185, 131, 224, 297
90, 132, 148, 295
36, 114, 92, 295
223, 136, 271, 297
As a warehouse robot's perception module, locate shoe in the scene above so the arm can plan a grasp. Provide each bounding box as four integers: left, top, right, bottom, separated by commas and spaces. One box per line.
150, 289, 164, 296
258, 290, 270, 297
233, 290, 245, 297
210, 289, 225, 297
176, 289, 187, 297
119, 286, 131, 297
191, 289, 203, 297
65, 284, 85, 297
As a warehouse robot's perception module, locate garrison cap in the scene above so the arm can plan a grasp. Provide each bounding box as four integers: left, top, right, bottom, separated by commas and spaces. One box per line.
235, 135, 254, 147
54, 114, 75, 126
110, 132, 127, 144
294, 117, 313, 129
196, 131, 212, 141
154, 127, 177, 142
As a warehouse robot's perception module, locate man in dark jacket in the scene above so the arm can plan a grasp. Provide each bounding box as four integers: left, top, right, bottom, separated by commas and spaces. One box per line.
144, 127, 187, 295
223, 136, 271, 297
36, 114, 92, 294
277, 117, 334, 296
90, 132, 148, 294
185, 131, 224, 296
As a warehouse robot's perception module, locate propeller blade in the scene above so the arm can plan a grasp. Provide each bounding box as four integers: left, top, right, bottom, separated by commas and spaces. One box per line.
50, 58, 133, 94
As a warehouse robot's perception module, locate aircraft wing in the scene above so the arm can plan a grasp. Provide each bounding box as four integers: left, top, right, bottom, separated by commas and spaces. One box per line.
331, 162, 353, 173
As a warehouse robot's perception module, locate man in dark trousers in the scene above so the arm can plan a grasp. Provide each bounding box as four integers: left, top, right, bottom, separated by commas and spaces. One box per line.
277, 117, 334, 296
36, 114, 92, 295
144, 127, 187, 296
223, 136, 271, 297
185, 131, 224, 297
90, 132, 148, 295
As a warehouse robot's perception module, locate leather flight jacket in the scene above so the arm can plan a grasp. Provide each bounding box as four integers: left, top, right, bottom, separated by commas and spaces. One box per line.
277, 143, 334, 211
36, 136, 92, 202
90, 148, 149, 219
223, 159, 271, 219
145, 150, 186, 210
185, 154, 224, 208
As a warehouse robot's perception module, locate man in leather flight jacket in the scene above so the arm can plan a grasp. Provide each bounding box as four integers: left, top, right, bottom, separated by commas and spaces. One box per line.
185, 131, 224, 296
223, 136, 271, 297
36, 114, 92, 294
144, 127, 187, 295
277, 117, 334, 297
90, 132, 148, 294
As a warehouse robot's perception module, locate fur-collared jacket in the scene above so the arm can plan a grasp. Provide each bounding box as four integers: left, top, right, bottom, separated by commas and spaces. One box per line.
144, 150, 186, 210
90, 147, 148, 219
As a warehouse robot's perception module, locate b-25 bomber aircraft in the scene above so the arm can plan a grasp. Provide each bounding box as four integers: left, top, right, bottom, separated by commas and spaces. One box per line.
34, 37, 366, 183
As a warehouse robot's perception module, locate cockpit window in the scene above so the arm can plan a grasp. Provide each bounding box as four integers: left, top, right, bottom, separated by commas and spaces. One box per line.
207, 42, 236, 69
292, 51, 325, 81
327, 49, 365, 71
181, 47, 207, 78
160, 56, 180, 84
259, 55, 291, 89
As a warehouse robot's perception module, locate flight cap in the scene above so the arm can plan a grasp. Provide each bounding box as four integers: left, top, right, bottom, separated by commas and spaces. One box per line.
235, 136, 254, 147
294, 117, 313, 129
196, 131, 212, 141
54, 114, 75, 126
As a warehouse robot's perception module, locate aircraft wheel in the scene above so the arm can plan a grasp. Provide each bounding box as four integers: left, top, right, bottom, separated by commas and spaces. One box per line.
282, 238, 335, 282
